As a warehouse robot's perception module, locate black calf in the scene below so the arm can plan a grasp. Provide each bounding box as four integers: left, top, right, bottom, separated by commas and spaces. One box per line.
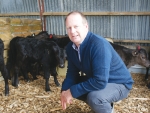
146, 50, 150, 89
0, 39, 9, 96
7, 37, 66, 92
145, 50, 150, 80
110, 42, 150, 68
49, 34, 71, 49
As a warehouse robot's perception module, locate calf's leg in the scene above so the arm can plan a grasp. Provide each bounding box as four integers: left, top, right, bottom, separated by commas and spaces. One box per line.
45, 78, 51, 92
145, 67, 149, 80
1, 65, 9, 96
11, 66, 19, 87
50, 68, 60, 86
43, 68, 51, 92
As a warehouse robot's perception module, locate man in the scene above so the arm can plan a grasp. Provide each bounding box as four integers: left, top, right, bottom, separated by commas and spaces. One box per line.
60, 11, 134, 113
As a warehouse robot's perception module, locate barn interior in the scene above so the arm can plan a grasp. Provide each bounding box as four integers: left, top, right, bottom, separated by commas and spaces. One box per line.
0, 0, 150, 113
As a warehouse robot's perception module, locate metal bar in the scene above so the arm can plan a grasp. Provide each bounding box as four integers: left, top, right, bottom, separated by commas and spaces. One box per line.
41, 0, 46, 31
38, 0, 44, 31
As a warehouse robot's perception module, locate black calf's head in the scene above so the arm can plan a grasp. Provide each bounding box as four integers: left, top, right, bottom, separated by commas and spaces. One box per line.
132, 45, 150, 67
51, 42, 66, 68
52, 47, 66, 68
34, 31, 49, 40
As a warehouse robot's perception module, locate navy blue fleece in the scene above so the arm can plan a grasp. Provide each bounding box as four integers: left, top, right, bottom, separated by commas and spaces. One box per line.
61, 32, 134, 98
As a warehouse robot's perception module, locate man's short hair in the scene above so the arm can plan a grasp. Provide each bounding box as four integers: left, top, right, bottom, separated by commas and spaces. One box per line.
65, 11, 88, 24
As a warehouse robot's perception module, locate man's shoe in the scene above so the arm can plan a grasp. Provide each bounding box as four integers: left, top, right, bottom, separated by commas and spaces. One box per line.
111, 103, 115, 113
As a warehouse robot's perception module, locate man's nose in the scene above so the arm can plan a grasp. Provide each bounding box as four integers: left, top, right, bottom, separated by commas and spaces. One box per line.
70, 27, 76, 33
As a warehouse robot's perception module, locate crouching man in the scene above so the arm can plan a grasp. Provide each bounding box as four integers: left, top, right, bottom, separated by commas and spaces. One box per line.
60, 11, 134, 113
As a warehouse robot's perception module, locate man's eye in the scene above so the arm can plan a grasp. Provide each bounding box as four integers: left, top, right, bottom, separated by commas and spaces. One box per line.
74, 26, 78, 28
67, 28, 71, 30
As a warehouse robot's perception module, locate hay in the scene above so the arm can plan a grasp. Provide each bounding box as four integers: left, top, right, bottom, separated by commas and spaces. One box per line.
0, 73, 149, 113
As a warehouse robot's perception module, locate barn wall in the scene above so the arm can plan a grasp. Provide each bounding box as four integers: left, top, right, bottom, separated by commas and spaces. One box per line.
0, 0, 39, 13
0, 0, 149, 42
43, 0, 150, 43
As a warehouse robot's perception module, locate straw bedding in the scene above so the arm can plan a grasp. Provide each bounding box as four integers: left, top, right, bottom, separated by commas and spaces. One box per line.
0, 73, 149, 113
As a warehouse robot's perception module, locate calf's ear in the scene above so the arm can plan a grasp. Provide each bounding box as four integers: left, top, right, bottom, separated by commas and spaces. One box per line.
132, 50, 138, 56
63, 49, 67, 58
52, 46, 58, 53
136, 45, 141, 50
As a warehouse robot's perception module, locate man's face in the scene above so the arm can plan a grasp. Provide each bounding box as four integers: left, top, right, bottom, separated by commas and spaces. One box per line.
65, 14, 88, 47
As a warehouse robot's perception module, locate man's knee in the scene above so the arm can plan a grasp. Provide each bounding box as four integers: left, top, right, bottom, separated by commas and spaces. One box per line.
87, 93, 112, 113
86, 91, 114, 113
87, 91, 105, 106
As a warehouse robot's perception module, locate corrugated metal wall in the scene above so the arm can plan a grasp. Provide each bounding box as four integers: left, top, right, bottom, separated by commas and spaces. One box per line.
0, 0, 39, 13
0, 0, 150, 41
0, 0, 39, 19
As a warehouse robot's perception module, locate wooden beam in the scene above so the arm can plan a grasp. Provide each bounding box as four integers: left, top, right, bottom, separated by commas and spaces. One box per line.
43, 12, 150, 16
0, 12, 150, 17
113, 39, 150, 43
81, 12, 150, 16
43, 12, 68, 16
0, 12, 40, 16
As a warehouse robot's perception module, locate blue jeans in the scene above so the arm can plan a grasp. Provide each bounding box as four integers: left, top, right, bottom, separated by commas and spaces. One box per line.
77, 83, 130, 113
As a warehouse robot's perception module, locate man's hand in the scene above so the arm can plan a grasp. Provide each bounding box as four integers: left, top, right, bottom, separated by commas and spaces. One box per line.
60, 89, 73, 110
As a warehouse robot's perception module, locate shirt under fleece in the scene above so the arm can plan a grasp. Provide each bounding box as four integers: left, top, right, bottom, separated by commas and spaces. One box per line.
61, 31, 134, 98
